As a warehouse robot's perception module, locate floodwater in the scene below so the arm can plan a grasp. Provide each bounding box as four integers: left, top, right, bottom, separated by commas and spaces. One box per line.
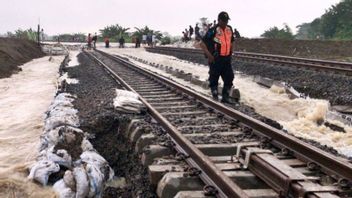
0, 55, 64, 197
101, 47, 352, 157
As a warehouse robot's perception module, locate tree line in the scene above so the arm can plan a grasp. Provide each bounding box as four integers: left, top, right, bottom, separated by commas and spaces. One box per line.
4, 24, 173, 45
262, 0, 352, 40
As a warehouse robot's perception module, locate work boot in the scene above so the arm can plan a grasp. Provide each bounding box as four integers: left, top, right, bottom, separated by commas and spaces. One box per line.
221, 87, 231, 103
211, 87, 218, 100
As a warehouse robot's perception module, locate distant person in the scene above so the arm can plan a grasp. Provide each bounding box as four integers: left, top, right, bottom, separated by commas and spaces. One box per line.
135, 37, 141, 48
142, 34, 147, 45
92, 33, 98, 48
41, 28, 45, 42
199, 11, 235, 103
207, 23, 213, 30
147, 33, 153, 46
200, 23, 208, 37
104, 37, 110, 48
87, 33, 92, 49
195, 24, 200, 41
119, 37, 125, 48
182, 31, 189, 42
185, 28, 189, 40
189, 25, 194, 39
234, 28, 241, 38
212, 20, 217, 28
152, 34, 156, 47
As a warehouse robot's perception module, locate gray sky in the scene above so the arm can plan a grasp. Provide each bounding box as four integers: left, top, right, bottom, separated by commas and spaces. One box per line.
0, 0, 340, 38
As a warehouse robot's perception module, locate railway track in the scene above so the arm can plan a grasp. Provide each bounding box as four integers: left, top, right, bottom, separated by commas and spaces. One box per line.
85, 49, 352, 197
147, 46, 352, 76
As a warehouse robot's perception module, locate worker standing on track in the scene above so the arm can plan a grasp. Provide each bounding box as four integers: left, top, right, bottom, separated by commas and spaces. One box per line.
87, 33, 92, 50
189, 25, 194, 39
92, 33, 98, 49
199, 11, 235, 103
119, 37, 125, 48
104, 37, 110, 48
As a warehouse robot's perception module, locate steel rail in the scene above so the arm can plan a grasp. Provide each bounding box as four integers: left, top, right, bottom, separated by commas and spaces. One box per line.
149, 46, 352, 75
94, 49, 352, 184
84, 50, 249, 198
234, 51, 352, 69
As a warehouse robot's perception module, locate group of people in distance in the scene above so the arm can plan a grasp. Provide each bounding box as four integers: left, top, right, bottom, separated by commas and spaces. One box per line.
182, 18, 240, 43
86, 33, 158, 49
87, 33, 98, 49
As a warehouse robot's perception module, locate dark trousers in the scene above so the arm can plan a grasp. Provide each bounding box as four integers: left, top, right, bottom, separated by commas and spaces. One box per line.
208, 56, 234, 89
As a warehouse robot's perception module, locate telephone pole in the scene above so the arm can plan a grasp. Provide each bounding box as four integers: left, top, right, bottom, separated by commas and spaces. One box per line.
37, 18, 40, 45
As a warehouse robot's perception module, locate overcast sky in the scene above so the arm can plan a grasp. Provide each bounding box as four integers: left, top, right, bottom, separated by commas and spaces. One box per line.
0, 0, 341, 38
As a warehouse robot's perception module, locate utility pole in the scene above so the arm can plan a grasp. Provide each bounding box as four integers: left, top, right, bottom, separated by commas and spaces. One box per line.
37, 24, 40, 45
37, 17, 40, 46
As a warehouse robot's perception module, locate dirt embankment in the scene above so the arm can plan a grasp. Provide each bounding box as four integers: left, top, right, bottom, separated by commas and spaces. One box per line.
0, 38, 45, 78
235, 39, 352, 61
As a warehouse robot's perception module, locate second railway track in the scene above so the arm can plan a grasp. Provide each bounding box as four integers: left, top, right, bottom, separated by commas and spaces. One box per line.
85, 49, 352, 197
146, 46, 352, 76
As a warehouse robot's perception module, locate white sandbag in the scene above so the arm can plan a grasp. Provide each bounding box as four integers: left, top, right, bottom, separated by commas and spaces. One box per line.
53, 179, 76, 198
39, 126, 83, 151
28, 160, 60, 185
44, 113, 79, 131
54, 93, 75, 103
63, 170, 76, 191
113, 89, 145, 114
48, 149, 73, 169
73, 165, 90, 198
115, 89, 139, 99
49, 106, 78, 119
59, 72, 79, 85
86, 163, 104, 198
81, 138, 95, 152
80, 151, 107, 167
48, 99, 74, 113
80, 151, 114, 182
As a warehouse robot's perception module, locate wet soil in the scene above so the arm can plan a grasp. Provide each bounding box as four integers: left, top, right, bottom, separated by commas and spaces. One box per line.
63, 52, 156, 197
0, 38, 44, 78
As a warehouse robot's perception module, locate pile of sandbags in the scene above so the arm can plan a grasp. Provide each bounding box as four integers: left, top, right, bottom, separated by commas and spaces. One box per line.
28, 93, 114, 198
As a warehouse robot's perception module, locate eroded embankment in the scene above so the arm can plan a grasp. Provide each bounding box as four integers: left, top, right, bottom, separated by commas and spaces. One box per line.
0, 38, 45, 78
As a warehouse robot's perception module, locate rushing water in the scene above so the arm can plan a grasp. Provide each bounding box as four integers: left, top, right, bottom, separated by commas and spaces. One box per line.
0, 55, 64, 197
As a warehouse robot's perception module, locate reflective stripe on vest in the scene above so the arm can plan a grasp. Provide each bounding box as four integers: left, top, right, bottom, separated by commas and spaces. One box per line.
214, 26, 232, 56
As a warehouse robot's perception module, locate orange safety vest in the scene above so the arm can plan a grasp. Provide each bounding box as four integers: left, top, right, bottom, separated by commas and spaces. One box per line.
214, 26, 233, 56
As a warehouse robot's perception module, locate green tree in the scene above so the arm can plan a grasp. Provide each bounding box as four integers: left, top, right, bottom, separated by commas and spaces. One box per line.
99, 24, 130, 41
160, 32, 172, 45
52, 33, 86, 42
133, 26, 163, 40
296, 0, 352, 40
6, 28, 38, 41
261, 24, 294, 39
